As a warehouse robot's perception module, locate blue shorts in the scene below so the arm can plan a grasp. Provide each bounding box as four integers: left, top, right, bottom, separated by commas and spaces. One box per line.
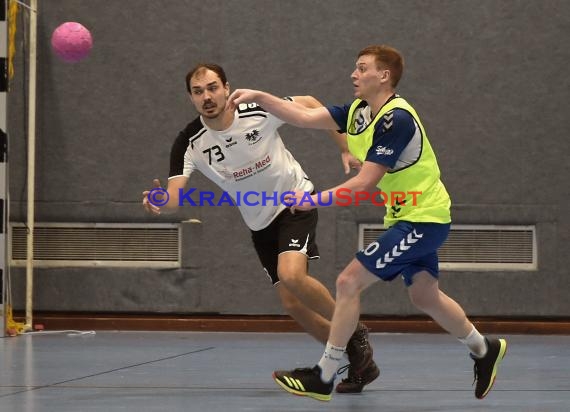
356, 221, 450, 286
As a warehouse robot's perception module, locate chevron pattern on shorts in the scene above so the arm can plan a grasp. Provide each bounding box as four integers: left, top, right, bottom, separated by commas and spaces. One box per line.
376, 229, 424, 269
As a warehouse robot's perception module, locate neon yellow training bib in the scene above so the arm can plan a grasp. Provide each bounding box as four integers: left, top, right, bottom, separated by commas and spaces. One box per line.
346, 97, 451, 227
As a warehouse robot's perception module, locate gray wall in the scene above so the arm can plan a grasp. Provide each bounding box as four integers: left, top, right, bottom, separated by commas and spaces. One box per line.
8, 0, 570, 316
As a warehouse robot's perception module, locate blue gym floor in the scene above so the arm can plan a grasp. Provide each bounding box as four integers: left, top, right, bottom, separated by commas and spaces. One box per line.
1, 331, 569, 411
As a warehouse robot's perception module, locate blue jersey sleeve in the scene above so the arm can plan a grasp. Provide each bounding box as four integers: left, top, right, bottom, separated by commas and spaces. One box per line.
326, 104, 352, 133
365, 109, 416, 169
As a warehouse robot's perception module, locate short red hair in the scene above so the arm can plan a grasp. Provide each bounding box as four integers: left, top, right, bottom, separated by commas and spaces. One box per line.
358, 45, 404, 88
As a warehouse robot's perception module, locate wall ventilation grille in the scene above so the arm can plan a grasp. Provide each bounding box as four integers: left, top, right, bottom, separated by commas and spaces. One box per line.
10, 223, 180, 268
359, 224, 536, 270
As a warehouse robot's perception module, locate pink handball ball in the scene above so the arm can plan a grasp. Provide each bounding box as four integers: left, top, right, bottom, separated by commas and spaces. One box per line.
51, 22, 93, 63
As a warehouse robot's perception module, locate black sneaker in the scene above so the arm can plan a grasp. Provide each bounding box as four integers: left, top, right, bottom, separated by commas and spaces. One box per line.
335, 322, 379, 393
273, 365, 334, 401
471, 337, 508, 399
335, 359, 380, 393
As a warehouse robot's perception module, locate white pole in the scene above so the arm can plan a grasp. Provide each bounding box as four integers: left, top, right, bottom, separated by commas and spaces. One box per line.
25, 0, 37, 330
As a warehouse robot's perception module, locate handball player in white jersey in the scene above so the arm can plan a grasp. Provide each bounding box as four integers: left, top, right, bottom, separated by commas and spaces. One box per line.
142, 63, 379, 393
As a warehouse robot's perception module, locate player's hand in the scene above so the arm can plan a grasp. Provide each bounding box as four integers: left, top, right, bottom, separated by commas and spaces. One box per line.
227, 89, 259, 112
142, 179, 165, 215
283, 190, 317, 213
341, 151, 362, 174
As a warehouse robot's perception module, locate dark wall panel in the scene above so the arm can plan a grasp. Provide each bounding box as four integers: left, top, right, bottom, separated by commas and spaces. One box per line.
8, 0, 570, 316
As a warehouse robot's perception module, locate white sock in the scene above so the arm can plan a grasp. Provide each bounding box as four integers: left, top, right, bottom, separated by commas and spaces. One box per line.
458, 326, 487, 358
318, 342, 345, 382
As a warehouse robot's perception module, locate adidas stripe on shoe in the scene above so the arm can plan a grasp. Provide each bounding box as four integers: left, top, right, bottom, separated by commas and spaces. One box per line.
273, 365, 334, 401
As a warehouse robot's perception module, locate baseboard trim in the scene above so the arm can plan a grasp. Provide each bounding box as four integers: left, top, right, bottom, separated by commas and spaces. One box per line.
12, 313, 570, 335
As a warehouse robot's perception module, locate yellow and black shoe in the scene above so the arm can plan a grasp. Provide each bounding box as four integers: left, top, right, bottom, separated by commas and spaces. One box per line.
273, 365, 334, 401
471, 337, 508, 399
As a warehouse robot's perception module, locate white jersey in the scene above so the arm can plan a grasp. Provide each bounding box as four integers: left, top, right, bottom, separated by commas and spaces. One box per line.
169, 101, 314, 231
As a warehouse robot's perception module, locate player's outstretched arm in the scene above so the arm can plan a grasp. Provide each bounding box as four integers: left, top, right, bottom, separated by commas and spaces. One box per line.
228, 89, 338, 130
292, 95, 361, 174
287, 161, 387, 212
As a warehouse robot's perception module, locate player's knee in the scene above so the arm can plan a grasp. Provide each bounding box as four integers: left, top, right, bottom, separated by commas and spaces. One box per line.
277, 267, 304, 287
335, 272, 360, 298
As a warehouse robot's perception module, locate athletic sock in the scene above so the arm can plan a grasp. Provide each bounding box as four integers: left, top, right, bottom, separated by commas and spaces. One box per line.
458, 326, 487, 358
318, 342, 346, 382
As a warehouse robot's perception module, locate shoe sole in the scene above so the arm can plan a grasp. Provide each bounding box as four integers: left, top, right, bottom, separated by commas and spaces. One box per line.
272, 372, 332, 402
478, 339, 508, 399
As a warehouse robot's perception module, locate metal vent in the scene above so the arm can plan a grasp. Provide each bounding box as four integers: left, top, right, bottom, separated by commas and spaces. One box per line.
10, 223, 180, 268
359, 224, 536, 270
